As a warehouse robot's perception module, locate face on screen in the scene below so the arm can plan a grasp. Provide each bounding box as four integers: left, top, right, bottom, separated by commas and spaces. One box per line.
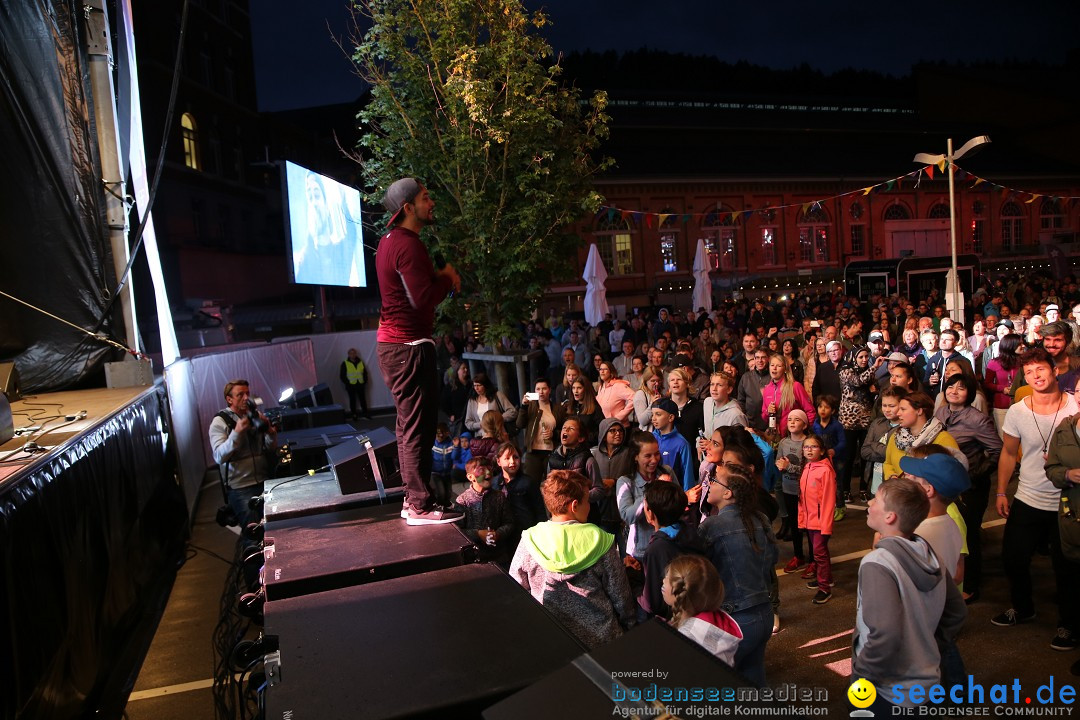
286, 161, 366, 288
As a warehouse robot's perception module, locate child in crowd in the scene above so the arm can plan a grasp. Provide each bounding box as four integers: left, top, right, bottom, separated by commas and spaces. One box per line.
469, 410, 510, 462
853, 477, 966, 713
776, 410, 809, 573
651, 397, 695, 490
899, 447, 970, 688
455, 456, 515, 562
811, 394, 847, 522
430, 422, 455, 506
861, 386, 907, 497
663, 554, 743, 666
546, 416, 590, 475
798, 434, 836, 604
638, 481, 702, 621
617, 431, 674, 561
496, 441, 546, 543
586, 418, 634, 542
451, 430, 472, 485
901, 447, 970, 589
509, 470, 636, 649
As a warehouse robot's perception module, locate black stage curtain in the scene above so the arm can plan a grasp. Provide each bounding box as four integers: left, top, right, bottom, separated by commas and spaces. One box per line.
0, 389, 188, 719
0, 0, 121, 390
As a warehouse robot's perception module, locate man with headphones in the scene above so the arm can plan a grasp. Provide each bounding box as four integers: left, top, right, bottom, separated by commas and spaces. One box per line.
209, 379, 277, 529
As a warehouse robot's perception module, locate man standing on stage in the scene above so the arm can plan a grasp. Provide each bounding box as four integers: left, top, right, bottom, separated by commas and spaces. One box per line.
209, 379, 277, 528
377, 178, 464, 525
339, 347, 369, 419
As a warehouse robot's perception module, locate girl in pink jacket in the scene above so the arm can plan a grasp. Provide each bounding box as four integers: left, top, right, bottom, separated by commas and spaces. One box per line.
797, 435, 836, 604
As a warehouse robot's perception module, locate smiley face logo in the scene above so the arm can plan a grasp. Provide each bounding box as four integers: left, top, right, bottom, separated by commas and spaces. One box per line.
847, 678, 876, 709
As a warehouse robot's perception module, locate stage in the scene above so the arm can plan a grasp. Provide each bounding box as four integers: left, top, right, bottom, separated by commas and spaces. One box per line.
0, 384, 187, 720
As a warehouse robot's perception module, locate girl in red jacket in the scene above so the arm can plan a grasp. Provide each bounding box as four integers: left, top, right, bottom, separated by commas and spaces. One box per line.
798, 435, 836, 605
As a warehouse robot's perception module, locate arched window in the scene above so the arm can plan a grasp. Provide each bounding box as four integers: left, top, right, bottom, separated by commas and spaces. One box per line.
798, 205, 831, 263
1001, 202, 1024, 251
658, 208, 681, 272
883, 203, 911, 221
928, 203, 951, 219
1040, 197, 1063, 230
594, 214, 634, 276
702, 206, 738, 270
181, 113, 200, 170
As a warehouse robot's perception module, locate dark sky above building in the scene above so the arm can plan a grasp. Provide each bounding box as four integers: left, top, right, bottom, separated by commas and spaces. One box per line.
251, 0, 1080, 112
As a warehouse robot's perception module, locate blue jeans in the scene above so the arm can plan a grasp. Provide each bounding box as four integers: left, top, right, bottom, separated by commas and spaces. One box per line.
227, 483, 263, 529
732, 602, 772, 686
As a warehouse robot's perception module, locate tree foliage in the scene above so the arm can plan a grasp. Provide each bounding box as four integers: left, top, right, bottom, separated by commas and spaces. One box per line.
350, 0, 610, 345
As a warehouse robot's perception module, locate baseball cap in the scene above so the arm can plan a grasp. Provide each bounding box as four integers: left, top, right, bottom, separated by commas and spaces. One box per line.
1047, 304, 1060, 312
868, 331, 885, 343
651, 398, 679, 416
996, 319, 1015, 330
887, 351, 909, 364
382, 178, 422, 228
899, 454, 971, 499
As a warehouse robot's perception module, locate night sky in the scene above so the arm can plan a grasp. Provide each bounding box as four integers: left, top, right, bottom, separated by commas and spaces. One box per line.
250, 0, 1080, 112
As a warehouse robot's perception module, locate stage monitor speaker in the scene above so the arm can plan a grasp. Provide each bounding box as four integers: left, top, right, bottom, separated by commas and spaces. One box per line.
0, 394, 12, 445
264, 564, 583, 719
0, 361, 21, 402
294, 382, 333, 408
276, 404, 346, 432
326, 427, 401, 496
483, 618, 754, 720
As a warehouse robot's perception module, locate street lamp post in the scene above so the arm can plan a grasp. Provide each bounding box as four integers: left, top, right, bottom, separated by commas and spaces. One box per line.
913, 135, 991, 326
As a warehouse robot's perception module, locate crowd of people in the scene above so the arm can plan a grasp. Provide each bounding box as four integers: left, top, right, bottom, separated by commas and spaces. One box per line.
423, 271, 1080, 708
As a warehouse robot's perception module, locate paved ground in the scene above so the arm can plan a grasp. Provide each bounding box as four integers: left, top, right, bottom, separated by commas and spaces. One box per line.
125, 441, 1079, 718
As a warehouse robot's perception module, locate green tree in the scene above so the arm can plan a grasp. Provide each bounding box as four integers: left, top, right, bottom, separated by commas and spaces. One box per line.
351, 0, 610, 346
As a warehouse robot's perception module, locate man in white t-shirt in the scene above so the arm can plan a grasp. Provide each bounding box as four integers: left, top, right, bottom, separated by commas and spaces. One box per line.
993, 347, 1080, 652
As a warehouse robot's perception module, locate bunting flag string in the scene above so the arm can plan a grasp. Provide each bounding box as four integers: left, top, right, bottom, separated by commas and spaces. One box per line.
596, 163, 1080, 226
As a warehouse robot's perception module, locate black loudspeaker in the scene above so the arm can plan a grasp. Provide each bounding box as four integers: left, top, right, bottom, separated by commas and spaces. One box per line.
263, 564, 583, 719
326, 427, 401, 496
275, 404, 346, 432
275, 423, 362, 474
484, 619, 754, 720
0, 394, 12, 445
0, 361, 20, 402
294, 383, 333, 408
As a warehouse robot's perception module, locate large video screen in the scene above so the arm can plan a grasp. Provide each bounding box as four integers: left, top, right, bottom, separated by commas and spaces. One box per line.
283, 161, 366, 287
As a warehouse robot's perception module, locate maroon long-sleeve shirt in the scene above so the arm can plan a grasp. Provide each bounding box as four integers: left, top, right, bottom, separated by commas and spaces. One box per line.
375, 226, 452, 343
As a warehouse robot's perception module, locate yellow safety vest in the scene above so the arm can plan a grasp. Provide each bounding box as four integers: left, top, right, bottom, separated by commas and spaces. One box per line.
345, 359, 365, 384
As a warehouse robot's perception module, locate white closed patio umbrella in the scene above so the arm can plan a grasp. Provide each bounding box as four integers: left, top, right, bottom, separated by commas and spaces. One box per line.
582, 243, 610, 326
692, 238, 713, 314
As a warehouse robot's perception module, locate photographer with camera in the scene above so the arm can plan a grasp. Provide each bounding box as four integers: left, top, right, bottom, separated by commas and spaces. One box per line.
209, 379, 277, 529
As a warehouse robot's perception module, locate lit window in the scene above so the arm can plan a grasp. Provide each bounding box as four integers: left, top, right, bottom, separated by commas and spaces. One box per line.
761, 227, 776, 266
181, 113, 200, 170
702, 207, 738, 270
658, 210, 680, 273
594, 215, 634, 275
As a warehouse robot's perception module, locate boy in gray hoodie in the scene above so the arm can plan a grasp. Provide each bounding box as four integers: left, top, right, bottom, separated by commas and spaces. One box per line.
509, 470, 636, 649
852, 476, 966, 710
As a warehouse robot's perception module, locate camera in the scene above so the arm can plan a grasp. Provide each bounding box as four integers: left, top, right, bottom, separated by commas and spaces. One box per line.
246, 399, 269, 434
